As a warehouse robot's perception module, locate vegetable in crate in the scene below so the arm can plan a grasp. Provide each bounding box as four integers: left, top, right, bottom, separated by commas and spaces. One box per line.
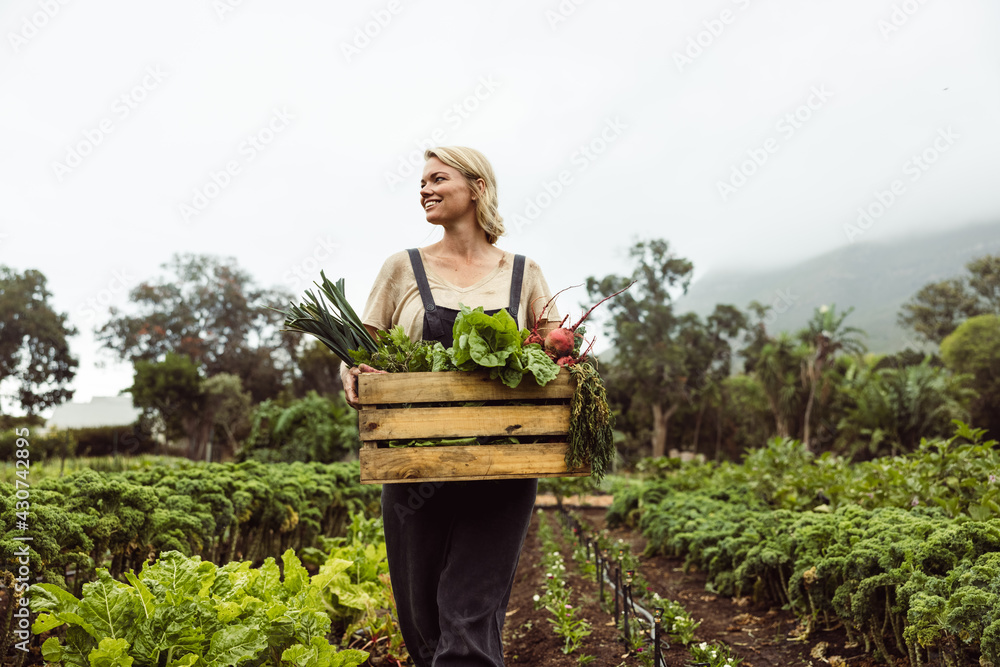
524, 281, 635, 366
350, 324, 453, 373
277, 271, 377, 366
450, 304, 559, 388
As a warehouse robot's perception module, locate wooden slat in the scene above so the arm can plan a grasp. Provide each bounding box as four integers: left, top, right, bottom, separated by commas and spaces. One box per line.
358, 405, 568, 440
358, 370, 573, 404
360, 442, 590, 484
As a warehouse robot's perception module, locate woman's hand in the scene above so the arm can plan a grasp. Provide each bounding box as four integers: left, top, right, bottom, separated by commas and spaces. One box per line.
341, 362, 386, 410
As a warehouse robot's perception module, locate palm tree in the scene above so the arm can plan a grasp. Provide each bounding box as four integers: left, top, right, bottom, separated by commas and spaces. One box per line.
754, 333, 808, 438
798, 305, 866, 449
836, 357, 974, 457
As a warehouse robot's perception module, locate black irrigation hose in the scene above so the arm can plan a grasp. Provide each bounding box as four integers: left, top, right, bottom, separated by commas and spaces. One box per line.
554, 507, 667, 667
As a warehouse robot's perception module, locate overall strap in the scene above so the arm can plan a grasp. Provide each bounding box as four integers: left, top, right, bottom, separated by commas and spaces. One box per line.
508, 254, 526, 321
406, 248, 436, 313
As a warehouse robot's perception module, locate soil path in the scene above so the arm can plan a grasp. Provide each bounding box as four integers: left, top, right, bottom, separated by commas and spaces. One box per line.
502, 502, 877, 667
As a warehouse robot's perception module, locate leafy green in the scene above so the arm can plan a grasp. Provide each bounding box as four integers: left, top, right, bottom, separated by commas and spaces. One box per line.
30, 548, 370, 667
349, 325, 451, 373
611, 426, 1000, 666
279, 273, 378, 366
450, 305, 559, 388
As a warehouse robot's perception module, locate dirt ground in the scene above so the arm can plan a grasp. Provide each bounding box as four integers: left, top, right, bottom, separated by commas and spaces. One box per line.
500, 503, 877, 667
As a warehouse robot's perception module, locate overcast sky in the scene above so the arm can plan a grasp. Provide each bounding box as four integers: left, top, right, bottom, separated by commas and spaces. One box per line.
2, 0, 999, 415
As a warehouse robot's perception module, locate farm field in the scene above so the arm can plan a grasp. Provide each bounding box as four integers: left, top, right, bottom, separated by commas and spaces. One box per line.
5, 424, 998, 666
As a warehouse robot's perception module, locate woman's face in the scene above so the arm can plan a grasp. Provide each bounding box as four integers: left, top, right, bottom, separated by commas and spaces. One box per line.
419, 157, 481, 225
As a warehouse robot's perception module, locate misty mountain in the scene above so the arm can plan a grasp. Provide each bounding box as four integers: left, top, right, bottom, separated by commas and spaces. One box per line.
676, 221, 1000, 353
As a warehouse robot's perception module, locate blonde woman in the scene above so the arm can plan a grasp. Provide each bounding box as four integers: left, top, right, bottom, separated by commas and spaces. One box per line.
342, 146, 557, 666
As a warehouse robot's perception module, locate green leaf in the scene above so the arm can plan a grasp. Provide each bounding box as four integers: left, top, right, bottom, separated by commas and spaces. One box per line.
124, 571, 156, 620
33, 612, 65, 634
331, 648, 371, 667
79, 570, 137, 641
282, 549, 310, 596
522, 345, 559, 386
265, 601, 289, 621
203, 625, 267, 667
41, 636, 64, 662
88, 637, 134, 667
311, 557, 354, 594
281, 638, 369, 667
166, 655, 201, 667
215, 601, 243, 623
968, 503, 993, 521
281, 643, 312, 664
30, 582, 82, 615
248, 558, 281, 601
142, 551, 216, 604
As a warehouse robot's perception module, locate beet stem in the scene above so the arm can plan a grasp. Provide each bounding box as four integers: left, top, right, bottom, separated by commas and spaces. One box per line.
570, 280, 636, 331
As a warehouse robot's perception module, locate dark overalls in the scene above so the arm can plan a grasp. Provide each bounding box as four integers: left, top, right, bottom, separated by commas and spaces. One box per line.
379, 249, 537, 667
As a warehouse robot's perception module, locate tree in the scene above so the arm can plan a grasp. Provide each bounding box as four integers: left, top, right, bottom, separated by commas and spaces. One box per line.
0, 267, 78, 415
717, 374, 772, 457
586, 239, 694, 458
898, 254, 1000, 344
240, 391, 360, 463
295, 340, 343, 397
200, 373, 253, 462
941, 314, 1000, 438
127, 355, 253, 461
96, 254, 296, 403
797, 304, 866, 449
128, 352, 205, 455
701, 304, 748, 456
751, 332, 808, 439
834, 357, 973, 458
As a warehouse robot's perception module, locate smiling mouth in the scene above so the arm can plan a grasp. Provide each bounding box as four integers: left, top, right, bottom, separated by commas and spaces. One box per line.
424, 200, 440, 210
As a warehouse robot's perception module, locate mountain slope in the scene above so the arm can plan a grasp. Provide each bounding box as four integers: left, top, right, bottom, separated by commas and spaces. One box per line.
676, 221, 1000, 353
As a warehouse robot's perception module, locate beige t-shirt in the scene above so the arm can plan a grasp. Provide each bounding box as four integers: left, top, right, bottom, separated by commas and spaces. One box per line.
361, 249, 560, 340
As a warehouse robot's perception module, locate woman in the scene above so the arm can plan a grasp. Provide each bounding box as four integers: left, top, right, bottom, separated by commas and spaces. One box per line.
341, 146, 558, 666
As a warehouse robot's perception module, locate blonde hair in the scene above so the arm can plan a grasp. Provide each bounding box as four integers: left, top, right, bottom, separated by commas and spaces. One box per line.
424, 146, 505, 244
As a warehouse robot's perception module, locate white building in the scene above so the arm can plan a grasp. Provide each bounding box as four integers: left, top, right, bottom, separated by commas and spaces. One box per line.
41, 395, 142, 434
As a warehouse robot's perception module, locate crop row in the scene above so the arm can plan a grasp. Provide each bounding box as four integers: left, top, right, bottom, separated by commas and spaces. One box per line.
556, 509, 739, 667
0, 459, 380, 600
27, 513, 398, 667
609, 479, 1000, 666
619, 423, 1000, 521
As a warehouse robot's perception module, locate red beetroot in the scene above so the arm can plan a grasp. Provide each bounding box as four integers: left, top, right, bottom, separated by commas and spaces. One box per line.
544, 327, 577, 358
526, 281, 635, 363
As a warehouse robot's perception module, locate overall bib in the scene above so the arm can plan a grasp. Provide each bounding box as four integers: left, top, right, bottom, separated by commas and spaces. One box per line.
379, 249, 538, 667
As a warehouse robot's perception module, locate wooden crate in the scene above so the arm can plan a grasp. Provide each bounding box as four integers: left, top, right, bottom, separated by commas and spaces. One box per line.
357, 370, 591, 484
